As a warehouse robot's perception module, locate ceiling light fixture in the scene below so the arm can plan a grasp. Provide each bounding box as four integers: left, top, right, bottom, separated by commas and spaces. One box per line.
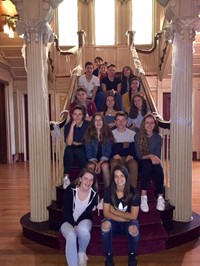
2, 14, 19, 38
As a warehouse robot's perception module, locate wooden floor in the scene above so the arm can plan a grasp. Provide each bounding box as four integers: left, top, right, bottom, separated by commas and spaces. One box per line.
0, 162, 200, 266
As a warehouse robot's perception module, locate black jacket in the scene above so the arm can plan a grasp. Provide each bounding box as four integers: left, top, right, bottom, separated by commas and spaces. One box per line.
61, 184, 98, 226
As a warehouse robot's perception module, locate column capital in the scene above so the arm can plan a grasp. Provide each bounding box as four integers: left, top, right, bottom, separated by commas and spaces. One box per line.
16, 20, 54, 44
11, 0, 63, 44
165, 17, 200, 42
165, 0, 200, 23
163, 0, 200, 43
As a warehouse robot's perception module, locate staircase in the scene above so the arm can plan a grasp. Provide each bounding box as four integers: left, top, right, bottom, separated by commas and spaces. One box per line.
48, 168, 172, 256
19, 129, 200, 258
20, 165, 200, 255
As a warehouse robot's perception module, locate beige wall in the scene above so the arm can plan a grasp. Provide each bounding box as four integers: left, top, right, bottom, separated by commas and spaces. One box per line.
1, 0, 200, 161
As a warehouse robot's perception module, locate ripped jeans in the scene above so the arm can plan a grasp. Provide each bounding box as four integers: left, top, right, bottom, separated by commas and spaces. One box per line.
101, 218, 140, 254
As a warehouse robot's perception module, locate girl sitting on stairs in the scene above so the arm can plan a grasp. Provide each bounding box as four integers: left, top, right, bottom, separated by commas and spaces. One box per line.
63, 105, 89, 189
84, 112, 114, 188
134, 113, 165, 212
61, 167, 98, 266
101, 165, 140, 266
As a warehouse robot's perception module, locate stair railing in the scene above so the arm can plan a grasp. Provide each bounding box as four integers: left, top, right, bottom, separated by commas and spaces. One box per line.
127, 30, 171, 200
50, 30, 86, 192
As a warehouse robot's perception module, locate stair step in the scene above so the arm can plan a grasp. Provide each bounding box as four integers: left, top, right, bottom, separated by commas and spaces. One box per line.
20, 212, 200, 255
56, 172, 159, 205
47, 170, 174, 255
57, 222, 168, 255
47, 201, 170, 231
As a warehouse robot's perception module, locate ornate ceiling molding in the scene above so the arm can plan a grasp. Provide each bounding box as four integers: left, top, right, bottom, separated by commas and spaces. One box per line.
116, 0, 131, 4
78, 0, 93, 4
155, 0, 170, 7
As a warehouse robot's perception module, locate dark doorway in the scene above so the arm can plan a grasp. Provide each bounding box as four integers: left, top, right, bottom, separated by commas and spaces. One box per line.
0, 83, 7, 163
24, 95, 29, 161
163, 92, 171, 159
163, 92, 171, 121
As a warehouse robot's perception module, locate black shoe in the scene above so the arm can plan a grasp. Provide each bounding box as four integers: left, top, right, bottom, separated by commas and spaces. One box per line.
128, 253, 137, 266
105, 253, 115, 266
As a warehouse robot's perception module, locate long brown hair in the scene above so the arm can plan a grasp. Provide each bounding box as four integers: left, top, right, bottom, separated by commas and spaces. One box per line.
102, 94, 120, 113
111, 165, 135, 206
138, 113, 158, 155
128, 77, 141, 103
84, 113, 114, 144
121, 66, 135, 94
129, 94, 148, 119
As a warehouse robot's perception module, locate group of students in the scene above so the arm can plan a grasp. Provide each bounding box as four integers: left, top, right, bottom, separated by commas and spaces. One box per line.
78, 57, 148, 117
60, 58, 165, 266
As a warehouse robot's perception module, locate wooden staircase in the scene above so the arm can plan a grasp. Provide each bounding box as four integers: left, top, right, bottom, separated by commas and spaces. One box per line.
49, 168, 173, 255
20, 168, 200, 255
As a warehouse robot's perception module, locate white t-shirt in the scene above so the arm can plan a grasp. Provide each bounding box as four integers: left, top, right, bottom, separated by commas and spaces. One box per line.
73, 188, 91, 222
78, 75, 100, 99
112, 128, 136, 143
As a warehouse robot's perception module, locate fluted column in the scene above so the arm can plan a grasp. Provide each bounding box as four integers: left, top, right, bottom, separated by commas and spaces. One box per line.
164, 0, 200, 221
169, 19, 194, 221
12, 0, 63, 222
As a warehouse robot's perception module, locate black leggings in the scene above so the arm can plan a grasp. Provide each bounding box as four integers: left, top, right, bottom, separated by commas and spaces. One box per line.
63, 145, 86, 175
139, 159, 164, 195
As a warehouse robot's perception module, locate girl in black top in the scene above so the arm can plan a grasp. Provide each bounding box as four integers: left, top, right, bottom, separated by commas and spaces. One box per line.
101, 165, 140, 266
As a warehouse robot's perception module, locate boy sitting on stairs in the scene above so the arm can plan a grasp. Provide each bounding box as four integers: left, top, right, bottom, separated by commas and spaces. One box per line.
110, 111, 138, 188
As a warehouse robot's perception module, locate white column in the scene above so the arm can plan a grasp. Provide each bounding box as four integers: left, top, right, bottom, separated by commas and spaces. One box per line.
163, 0, 200, 222
27, 32, 52, 221
167, 18, 196, 222
13, 0, 63, 222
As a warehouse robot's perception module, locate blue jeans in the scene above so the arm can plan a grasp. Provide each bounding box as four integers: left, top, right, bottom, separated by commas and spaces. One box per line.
101, 218, 140, 254
61, 219, 92, 266
95, 91, 105, 111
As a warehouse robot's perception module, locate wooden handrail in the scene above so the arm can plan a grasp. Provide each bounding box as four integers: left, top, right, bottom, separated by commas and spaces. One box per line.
54, 34, 74, 55
128, 41, 170, 129
50, 30, 86, 127
136, 32, 162, 54
54, 30, 86, 55
126, 30, 162, 54
50, 32, 85, 187
54, 49, 83, 127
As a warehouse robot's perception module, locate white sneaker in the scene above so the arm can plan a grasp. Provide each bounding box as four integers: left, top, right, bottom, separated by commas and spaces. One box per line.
97, 198, 103, 210
140, 195, 149, 212
156, 195, 165, 211
78, 252, 88, 266
63, 175, 70, 189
